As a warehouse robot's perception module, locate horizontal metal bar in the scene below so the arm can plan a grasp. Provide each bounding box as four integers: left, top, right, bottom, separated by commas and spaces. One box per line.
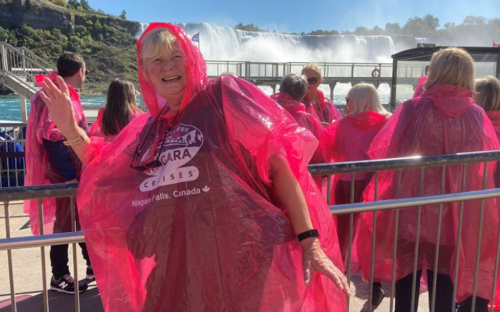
330, 188, 500, 215
0, 152, 25, 157
309, 150, 500, 176
2, 188, 499, 252
0, 231, 84, 251
0, 183, 78, 201
1, 151, 500, 201
0, 123, 27, 127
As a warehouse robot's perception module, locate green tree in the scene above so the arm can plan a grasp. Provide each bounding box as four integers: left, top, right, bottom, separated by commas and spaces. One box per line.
385, 22, 402, 35
67, 0, 79, 9
52, 0, 67, 7
0, 27, 11, 42
309, 30, 326, 35
423, 14, 439, 31
119, 9, 127, 19
444, 22, 455, 30
403, 17, 426, 36
371, 25, 384, 35
463, 16, 487, 26
234, 23, 267, 32
80, 0, 94, 13
354, 26, 370, 36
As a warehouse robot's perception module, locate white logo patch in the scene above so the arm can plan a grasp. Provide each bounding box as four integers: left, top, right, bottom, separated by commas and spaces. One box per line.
140, 124, 204, 192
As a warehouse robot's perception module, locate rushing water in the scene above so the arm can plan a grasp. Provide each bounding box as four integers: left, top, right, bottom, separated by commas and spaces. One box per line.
0, 82, 408, 122
0, 94, 140, 122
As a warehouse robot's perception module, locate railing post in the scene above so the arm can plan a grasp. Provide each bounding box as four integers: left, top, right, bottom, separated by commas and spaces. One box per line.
19, 96, 28, 123
0, 42, 8, 72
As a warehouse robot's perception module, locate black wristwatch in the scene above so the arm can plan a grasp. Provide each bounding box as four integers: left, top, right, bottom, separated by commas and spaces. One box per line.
297, 229, 320, 242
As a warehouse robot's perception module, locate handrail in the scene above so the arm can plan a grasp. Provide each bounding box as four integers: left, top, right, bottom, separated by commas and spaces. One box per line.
1, 42, 54, 74
2, 150, 500, 200
17, 47, 56, 71
308, 150, 500, 175
1, 188, 500, 251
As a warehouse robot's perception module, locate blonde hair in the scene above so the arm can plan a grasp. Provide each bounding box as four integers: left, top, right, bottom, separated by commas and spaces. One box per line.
347, 83, 389, 115
140, 27, 178, 61
474, 76, 500, 111
424, 48, 475, 92
301, 63, 322, 80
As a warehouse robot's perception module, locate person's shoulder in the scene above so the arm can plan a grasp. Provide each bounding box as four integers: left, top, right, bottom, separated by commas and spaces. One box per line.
467, 102, 490, 117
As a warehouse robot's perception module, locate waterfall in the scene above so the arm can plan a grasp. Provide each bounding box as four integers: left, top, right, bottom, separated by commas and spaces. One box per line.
136, 22, 423, 62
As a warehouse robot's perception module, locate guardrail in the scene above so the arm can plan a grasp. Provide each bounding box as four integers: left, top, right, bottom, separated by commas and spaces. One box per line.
203, 60, 424, 81
2, 150, 500, 311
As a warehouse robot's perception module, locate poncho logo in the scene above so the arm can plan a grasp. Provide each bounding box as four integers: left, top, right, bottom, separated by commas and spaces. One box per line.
140, 124, 203, 192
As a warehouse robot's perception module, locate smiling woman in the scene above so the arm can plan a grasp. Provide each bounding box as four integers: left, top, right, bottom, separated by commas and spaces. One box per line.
37, 22, 349, 312
141, 29, 188, 112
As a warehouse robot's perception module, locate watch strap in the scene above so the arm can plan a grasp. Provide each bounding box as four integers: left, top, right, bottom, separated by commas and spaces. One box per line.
297, 229, 320, 241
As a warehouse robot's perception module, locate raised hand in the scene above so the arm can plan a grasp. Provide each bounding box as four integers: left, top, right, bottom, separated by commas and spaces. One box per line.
39, 76, 79, 138
302, 238, 351, 296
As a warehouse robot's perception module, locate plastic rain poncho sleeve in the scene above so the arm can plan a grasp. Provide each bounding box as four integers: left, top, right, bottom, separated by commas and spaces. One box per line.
23, 72, 88, 235
356, 84, 500, 302
76, 22, 347, 312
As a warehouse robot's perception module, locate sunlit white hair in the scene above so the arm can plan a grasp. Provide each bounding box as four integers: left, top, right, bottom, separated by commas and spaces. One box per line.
347, 83, 389, 115
140, 27, 177, 61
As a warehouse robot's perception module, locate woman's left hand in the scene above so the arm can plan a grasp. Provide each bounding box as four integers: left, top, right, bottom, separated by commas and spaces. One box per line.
302, 238, 351, 296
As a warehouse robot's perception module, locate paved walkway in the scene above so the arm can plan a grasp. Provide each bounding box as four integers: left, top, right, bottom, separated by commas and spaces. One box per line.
0, 201, 430, 311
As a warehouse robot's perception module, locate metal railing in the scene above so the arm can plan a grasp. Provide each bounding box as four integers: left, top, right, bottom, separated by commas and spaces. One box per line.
310, 150, 500, 312
0, 42, 54, 96
0, 123, 26, 188
2, 150, 500, 311
204, 60, 423, 82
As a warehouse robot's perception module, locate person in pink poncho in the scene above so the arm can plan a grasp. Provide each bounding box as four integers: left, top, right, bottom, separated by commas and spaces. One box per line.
412, 65, 430, 98
301, 63, 343, 126
327, 82, 391, 306
271, 73, 329, 191
88, 78, 144, 142
356, 48, 500, 312
473, 75, 500, 311
24, 52, 92, 294
271, 73, 328, 165
36, 23, 350, 311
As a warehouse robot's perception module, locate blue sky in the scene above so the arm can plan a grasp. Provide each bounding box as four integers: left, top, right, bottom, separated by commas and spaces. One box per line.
87, 0, 500, 33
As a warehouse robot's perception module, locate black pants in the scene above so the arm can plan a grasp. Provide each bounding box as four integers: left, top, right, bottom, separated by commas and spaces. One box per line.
458, 296, 490, 312
50, 197, 91, 279
51, 243, 91, 279
395, 270, 454, 312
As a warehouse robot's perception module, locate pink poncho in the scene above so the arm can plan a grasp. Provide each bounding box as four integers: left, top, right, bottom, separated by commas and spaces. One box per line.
88, 107, 144, 142
413, 75, 427, 98
271, 92, 328, 164
77, 23, 346, 311
357, 84, 500, 302
303, 90, 342, 124
23, 72, 88, 235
